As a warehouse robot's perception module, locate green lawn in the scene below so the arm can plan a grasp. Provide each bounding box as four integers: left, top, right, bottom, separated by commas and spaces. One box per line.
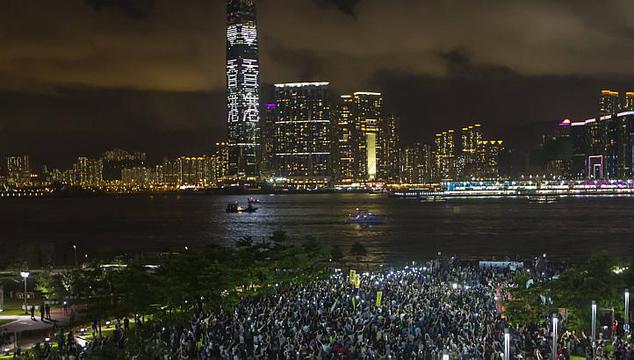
571, 356, 585, 360
0, 299, 29, 316
0, 319, 14, 326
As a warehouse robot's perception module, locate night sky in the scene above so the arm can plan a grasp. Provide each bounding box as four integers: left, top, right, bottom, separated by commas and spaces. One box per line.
1, 0, 634, 167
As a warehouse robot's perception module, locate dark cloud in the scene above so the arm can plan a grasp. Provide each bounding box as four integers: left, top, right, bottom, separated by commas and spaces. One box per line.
317, 0, 361, 17
84, 0, 156, 19
1, 0, 633, 164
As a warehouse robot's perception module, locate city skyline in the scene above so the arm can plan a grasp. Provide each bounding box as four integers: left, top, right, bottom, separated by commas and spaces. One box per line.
1, 1, 634, 166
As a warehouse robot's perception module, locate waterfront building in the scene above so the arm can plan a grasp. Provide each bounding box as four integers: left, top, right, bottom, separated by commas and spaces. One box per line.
6, 155, 31, 188
74, 157, 103, 188
460, 124, 483, 179
226, 0, 260, 181
334, 92, 388, 184
380, 114, 401, 183
177, 156, 213, 188
557, 90, 634, 179
624, 92, 634, 111
157, 158, 180, 187
599, 90, 620, 116
272, 82, 331, 189
101, 149, 146, 182
211, 142, 230, 185
260, 103, 277, 178
401, 143, 433, 184
475, 140, 504, 179
434, 130, 457, 180
121, 167, 150, 188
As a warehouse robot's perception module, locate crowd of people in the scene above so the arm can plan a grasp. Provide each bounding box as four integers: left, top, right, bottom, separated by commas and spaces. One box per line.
12, 257, 634, 359
116, 259, 559, 359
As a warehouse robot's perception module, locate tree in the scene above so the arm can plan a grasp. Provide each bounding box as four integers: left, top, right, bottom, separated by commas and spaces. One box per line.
331, 245, 344, 263
270, 230, 289, 243
350, 242, 368, 264
236, 236, 254, 248
34, 270, 65, 301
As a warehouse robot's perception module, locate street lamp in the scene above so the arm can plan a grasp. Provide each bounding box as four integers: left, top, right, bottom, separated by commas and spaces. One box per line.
625, 289, 630, 334
73, 244, 78, 267
504, 328, 510, 360
552, 314, 558, 360
592, 301, 597, 359
20, 272, 29, 315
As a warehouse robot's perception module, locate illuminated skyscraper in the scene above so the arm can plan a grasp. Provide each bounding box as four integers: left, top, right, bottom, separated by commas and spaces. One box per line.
226, 0, 260, 180
460, 124, 482, 178
211, 142, 230, 185
260, 103, 277, 178
74, 157, 103, 188
624, 92, 634, 111
273, 82, 332, 188
599, 90, 619, 115
334, 92, 385, 183
177, 156, 213, 187
379, 114, 400, 183
475, 140, 504, 179
6, 155, 31, 187
434, 130, 457, 180
401, 143, 432, 184
101, 148, 146, 181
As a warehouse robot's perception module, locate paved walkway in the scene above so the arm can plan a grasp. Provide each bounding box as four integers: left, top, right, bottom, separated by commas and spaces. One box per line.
0, 316, 57, 333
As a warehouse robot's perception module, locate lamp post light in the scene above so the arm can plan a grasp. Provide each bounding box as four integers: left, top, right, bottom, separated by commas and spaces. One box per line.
73, 244, 78, 267
592, 300, 597, 359
504, 328, 510, 360
552, 314, 558, 360
20, 272, 29, 315
626, 289, 630, 334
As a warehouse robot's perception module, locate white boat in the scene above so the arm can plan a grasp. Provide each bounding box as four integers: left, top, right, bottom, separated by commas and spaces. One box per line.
347, 208, 385, 224
528, 194, 560, 203
420, 195, 447, 203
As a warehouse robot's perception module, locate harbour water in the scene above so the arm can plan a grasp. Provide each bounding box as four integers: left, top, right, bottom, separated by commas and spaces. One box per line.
1, 193, 633, 267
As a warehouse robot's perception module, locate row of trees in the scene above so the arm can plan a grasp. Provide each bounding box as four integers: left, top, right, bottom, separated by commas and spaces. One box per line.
31, 233, 370, 322
504, 253, 634, 331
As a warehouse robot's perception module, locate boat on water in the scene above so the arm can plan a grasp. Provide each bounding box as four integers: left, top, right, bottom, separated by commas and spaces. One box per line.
226, 203, 259, 213
420, 195, 447, 203
347, 208, 385, 224
528, 194, 560, 203
247, 197, 260, 204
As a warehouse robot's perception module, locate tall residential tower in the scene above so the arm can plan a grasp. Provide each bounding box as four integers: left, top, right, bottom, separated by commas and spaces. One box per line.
272, 82, 332, 188
226, 0, 260, 180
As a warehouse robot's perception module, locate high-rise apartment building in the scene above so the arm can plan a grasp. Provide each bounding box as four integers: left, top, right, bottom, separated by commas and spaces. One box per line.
177, 156, 213, 188
380, 114, 400, 183
401, 143, 433, 184
102, 149, 146, 181
226, 0, 260, 180
334, 92, 389, 183
211, 142, 230, 185
624, 92, 634, 111
475, 140, 504, 179
122, 167, 150, 187
599, 90, 620, 115
272, 82, 332, 188
557, 90, 634, 179
6, 155, 31, 187
74, 157, 103, 188
260, 103, 277, 178
434, 130, 457, 180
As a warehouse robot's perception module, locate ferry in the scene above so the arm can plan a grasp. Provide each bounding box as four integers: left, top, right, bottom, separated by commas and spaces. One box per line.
247, 197, 260, 204
347, 208, 385, 224
420, 195, 447, 203
527, 194, 560, 203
